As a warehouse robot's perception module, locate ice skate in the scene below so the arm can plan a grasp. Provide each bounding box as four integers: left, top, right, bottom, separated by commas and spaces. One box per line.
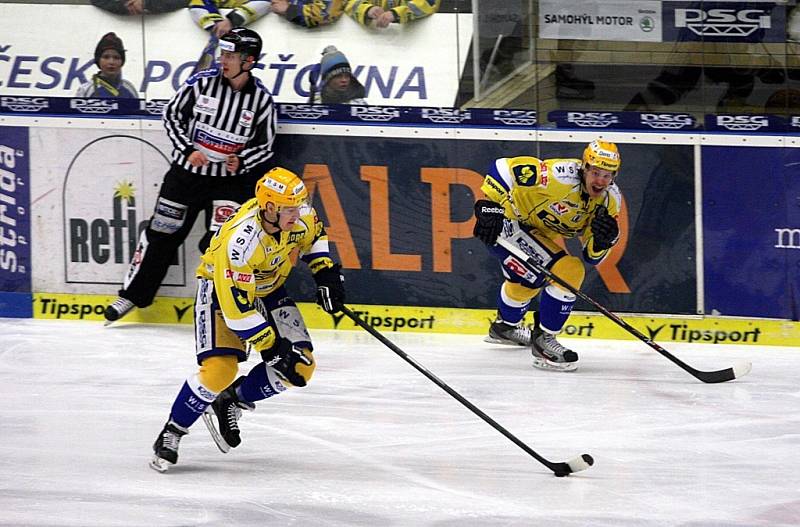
531, 325, 579, 372
484, 316, 533, 346
202, 380, 255, 453
104, 297, 135, 326
150, 420, 188, 473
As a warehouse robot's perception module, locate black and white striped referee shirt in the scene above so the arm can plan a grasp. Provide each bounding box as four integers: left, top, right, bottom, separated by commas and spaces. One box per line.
163, 66, 276, 177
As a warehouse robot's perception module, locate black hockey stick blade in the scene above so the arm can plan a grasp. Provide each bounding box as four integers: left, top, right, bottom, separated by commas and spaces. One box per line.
341, 305, 593, 476
496, 233, 751, 384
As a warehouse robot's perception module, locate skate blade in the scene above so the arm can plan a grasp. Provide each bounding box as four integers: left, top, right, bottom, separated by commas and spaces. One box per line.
149, 455, 173, 473
483, 335, 528, 346
201, 408, 231, 454
532, 356, 578, 372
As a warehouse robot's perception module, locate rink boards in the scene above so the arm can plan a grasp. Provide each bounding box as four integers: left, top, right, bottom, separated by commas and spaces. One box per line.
28, 292, 800, 347
1, 115, 799, 342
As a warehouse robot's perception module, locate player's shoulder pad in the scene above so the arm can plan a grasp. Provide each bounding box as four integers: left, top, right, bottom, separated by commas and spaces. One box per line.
604, 183, 623, 214
503, 156, 545, 187
186, 66, 220, 86
225, 214, 261, 267
295, 205, 319, 233
544, 158, 582, 184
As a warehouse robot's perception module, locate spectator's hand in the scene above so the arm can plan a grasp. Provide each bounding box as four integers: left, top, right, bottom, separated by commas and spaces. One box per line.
271, 0, 289, 15
187, 151, 209, 168
226, 154, 240, 174
213, 19, 233, 38
366, 6, 385, 20
125, 0, 144, 15
374, 11, 395, 28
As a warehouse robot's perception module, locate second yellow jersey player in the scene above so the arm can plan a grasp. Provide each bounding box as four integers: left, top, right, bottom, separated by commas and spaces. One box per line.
473, 140, 623, 372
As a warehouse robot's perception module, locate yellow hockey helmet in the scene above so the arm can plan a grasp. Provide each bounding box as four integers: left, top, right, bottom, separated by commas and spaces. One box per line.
582, 140, 621, 173
255, 167, 308, 211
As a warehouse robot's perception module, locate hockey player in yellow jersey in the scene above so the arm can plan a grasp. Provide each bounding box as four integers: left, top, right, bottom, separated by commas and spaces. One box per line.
473, 140, 622, 372
150, 167, 345, 472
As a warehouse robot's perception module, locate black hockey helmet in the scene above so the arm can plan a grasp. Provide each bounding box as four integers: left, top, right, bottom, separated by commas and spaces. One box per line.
219, 28, 262, 63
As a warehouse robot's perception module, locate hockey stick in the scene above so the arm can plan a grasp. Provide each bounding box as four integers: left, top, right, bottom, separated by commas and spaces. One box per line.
193, 34, 219, 74
495, 229, 752, 384
341, 305, 594, 477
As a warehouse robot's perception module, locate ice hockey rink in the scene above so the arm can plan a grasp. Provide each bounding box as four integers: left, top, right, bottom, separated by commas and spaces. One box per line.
1, 318, 798, 527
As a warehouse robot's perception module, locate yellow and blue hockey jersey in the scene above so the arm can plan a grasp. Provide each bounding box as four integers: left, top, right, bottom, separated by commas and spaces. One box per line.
197, 197, 335, 341
189, 0, 271, 30
481, 156, 623, 265
345, 0, 440, 25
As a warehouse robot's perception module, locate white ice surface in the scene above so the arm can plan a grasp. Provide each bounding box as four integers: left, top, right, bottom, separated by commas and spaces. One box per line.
1, 318, 798, 527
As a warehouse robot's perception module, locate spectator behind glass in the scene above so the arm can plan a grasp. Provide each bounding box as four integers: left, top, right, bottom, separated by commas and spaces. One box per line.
270, 0, 344, 27
345, 0, 440, 29
91, 0, 189, 15
75, 32, 139, 98
311, 45, 367, 104
189, 0, 271, 37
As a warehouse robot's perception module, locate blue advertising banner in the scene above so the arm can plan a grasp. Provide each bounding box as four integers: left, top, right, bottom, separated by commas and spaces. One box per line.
548, 110, 698, 130
0, 126, 32, 317
1, 97, 539, 129
702, 145, 800, 319
663, 1, 786, 43
275, 136, 696, 314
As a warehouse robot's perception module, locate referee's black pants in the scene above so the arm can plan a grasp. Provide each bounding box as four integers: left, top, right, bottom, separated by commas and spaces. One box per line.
118, 161, 273, 308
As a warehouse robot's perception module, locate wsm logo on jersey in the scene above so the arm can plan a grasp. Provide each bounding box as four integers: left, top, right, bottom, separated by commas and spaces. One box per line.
715, 115, 769, 131
0, 96, 49, 113
70, 98, 119, 114
566, 112, 619, 128
492, 110, 537, 126
420, 108, 471, 124
279, 104, 331, 120
640, 113, 695, 130
351, 106, 401, 122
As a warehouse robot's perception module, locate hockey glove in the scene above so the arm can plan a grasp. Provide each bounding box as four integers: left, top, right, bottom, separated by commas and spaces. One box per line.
473, 199, 506, 245
590, 205, 619, 252
314, 263, 345, 314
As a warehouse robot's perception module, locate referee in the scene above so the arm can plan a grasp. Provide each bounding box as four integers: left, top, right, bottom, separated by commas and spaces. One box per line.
105, 27, 277, 324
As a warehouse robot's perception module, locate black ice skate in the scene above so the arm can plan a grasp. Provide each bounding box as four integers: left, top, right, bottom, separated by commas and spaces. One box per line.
202, 379, 255, 453
150, 420, 188, 473
484, 316, 533, 346
103, 297, 135, 326
531, 324, 579, 372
